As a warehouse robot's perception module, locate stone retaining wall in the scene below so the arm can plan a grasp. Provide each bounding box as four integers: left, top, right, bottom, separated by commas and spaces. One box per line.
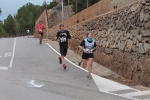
48, 0, 150, 87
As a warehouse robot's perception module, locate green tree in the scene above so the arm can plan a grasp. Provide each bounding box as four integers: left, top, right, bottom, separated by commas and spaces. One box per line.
63, 0, 74, 6
89, 0, 100, 5
0, 8, 2, 16
0, 21, 8, 37
3, 14, 16, 36
15, 3, 40, 35
0, 8, 8, 37
47, 1, 57, 9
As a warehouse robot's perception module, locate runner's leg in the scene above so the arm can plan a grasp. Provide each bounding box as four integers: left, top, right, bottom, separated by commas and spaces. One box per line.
82, 59, 87, 68
39, 33, 41, 43
41, 33, 43, 44
62, 46, 68, 69
82, 54, 88, 68
87, 58, 93, 79
59, 46, 67, 69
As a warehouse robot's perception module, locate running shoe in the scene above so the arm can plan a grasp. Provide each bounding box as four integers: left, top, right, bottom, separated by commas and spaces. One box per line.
87, 74, 92, 80
78, 60, 82, 66
58, 57, 62, 64
39, 41, 42, 44
63, 64, 67, 70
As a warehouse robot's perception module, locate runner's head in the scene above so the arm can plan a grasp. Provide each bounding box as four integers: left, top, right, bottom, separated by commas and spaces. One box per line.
39, 21, 42, 24
86, 31, 92, 38
59, 24, 64, 30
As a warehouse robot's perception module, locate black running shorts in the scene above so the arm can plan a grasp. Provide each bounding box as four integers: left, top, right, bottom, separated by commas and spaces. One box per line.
82, 53, 94, 59
60, 46, 68, 56
39, 33, 44, 36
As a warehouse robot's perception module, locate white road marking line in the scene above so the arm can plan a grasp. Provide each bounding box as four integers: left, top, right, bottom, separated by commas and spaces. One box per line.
9, 38, 16, 68
91, 74, 140, 100
27, 80, 44, 88
1, 52, 12, 57
91, 74, 138, 92
4, 53, 7, 57
46, 43, 149, 100
46, 43, 88, 72
121, 90, 150, 97
8, 52, 12, 57
0, 66, 8, 70
4, 53, 9, 57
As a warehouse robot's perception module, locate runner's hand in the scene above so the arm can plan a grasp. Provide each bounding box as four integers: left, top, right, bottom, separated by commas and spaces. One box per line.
83, 49, 87, 53
64, 33, 67, 36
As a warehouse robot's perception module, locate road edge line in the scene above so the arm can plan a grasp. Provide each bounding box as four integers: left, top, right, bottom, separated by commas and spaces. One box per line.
9, 38, 16, 68
0, 66, 8, 71
46, 43, 88, 72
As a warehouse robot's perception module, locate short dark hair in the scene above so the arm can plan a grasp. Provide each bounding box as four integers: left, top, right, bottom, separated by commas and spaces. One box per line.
59, 24, 64, 28
86, 31, 92, 37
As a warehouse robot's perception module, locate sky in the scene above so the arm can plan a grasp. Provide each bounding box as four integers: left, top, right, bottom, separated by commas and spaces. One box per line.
0, 0, 52, 21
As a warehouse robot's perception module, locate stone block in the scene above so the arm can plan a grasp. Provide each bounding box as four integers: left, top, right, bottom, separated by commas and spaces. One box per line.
127, 39, 133, 52
144, 22, 150, 30
115, 20, 123, 30
136, 34, 142, 41
142, 0, 146, 4
140, 9, 145, 21
119, 41, 125, 51
105, 48, 113, 54
144, 12, 150, 22
133, 37, 137, 44
128, 13, 134, 19
132, 45, 137, 52
145, 0, 150, 2
138, 43, 145, 54
130, 4, 137, 12
144, 43, 150, 52
126, 33, 131, 39
141, 29, 150, 37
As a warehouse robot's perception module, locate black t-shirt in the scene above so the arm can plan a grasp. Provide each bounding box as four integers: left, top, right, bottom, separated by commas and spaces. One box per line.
57, 30, 71, 46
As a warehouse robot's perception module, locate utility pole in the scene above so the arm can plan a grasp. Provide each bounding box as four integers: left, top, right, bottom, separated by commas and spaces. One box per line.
68, 0, 69, 5
87, 0, 89, 8
76, 0, 78, 13
62, 0, 64, 24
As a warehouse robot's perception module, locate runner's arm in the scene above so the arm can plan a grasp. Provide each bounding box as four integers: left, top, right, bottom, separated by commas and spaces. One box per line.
79, 40, 85, 50
67, 31, 71, 39
79, 40, 87, 53
43, 25, 45, 29
56, 32, 59, 40
93, 42, 97, 52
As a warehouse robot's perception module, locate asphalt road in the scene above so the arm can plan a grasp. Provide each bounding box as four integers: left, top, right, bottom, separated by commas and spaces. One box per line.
0, 37, 149, 100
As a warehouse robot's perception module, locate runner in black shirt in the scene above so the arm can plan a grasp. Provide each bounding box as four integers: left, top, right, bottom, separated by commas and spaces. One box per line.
57, 24, 71, 70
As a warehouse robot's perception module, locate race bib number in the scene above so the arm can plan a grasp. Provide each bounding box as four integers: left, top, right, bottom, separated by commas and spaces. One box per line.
86, 48, 93, 53
39, 29, 42, 32
60, 37, 67, 42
